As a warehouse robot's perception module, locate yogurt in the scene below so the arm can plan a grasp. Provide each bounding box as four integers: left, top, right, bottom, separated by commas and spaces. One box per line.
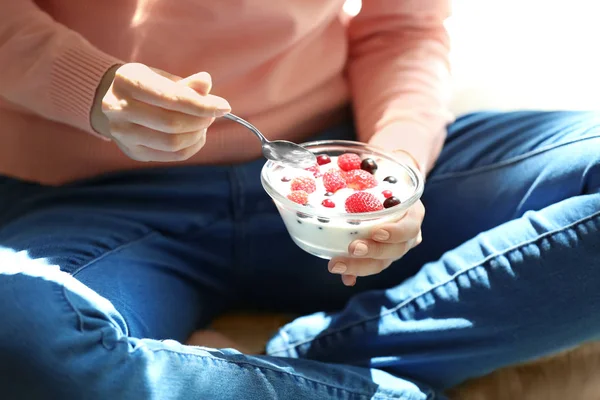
262, 151, 420, 260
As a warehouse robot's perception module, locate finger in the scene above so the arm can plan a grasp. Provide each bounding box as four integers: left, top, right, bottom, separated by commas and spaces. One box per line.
106, 98, 214, 134
113, 64, 230, 117
371, 218, 421, 244
179, 72, 213, 96
110, 123, 207, 152
341, 274, 357, 287
116, 133, 206, 162
414, 231, 423, 248
371, 201, 425, 243
328, 257, 392, 277
348, 239, 412, 260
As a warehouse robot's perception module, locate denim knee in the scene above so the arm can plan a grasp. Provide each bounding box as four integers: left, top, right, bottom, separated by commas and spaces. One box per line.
0, 252, 130, 399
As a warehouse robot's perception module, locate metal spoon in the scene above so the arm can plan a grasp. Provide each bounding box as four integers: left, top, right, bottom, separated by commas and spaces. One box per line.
223, 113, 317, 168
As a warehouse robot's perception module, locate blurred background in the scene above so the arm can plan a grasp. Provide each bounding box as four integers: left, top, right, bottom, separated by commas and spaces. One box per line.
344, 0, 600, 116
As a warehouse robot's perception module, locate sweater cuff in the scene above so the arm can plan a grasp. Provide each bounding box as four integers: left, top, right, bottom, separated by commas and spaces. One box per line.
49, 38, 122, 134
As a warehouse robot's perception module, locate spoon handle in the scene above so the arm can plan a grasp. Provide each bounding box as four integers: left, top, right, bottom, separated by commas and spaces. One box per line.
222, 113, 267, 143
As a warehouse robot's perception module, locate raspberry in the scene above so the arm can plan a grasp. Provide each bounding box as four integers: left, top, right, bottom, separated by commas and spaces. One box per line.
322, 169, 347, 193
345, 169, 378, 190
316, 154, 331, 166
304, 165, 321, 178
345, 192, 384, 213
321, 199, 335, 208
287, 190, 309, 205
337, 153, 361, 171
290, 176, 316, 194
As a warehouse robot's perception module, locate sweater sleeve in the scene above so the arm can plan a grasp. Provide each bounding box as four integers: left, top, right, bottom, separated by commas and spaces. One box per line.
0, 0, 122, 134
347, 0, 453, 173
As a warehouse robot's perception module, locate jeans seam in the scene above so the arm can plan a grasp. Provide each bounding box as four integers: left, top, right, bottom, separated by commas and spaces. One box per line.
55, 283, 90, 335
270, 208, 600, 354
69, 211, 230, 278
68, 216, 231, 340
60, 284, 130, 351
138, 347, 423, 400
69, 231, 159, 339
71, 231, 159, 278
427, 134, 600, 183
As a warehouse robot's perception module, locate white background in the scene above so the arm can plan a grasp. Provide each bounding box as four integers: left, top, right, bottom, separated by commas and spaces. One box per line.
345, 0, 600, 115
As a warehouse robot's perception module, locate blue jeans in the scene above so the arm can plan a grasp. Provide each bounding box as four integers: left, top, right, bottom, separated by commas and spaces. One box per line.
0, 111, 599, 399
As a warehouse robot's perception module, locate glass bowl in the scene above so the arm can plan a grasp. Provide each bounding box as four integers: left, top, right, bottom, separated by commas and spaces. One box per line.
261, 140, 424, 259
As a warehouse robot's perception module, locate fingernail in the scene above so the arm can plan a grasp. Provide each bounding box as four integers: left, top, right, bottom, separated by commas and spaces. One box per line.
342, 275, 357, 286
214, 109, 230, 117
213, 98, 231, 116
353, 242, 368, 256
197, 71, 212, 83
373, 230, 390, 241
330, 262, 347, 274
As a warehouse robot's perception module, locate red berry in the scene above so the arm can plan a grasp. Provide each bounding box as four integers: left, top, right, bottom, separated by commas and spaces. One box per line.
287, 190, 309, 205
337, 153, 361, 171
345, 192, 384, 213
321, 199, 335, 208
382, 190, 393, 198
322, 169, 347, 193
383, 196, 401, 209
345, 169, 378, 190
316, 154, 331, 166
290, 176, 316, 194
360, 158, 378, 174
304, 165, 321, 178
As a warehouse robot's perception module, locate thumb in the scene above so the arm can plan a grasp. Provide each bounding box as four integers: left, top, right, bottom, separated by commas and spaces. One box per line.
150, 67, 183, 82
179, 71, 213, 95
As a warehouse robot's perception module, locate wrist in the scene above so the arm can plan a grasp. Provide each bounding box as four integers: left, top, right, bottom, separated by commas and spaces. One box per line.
367, 120, 444, 175
367, 135, 424, 175
90, 63, 122, 137
389, 149, 422, 174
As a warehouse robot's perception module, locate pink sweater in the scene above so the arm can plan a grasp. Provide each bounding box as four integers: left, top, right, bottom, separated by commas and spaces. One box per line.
0, 0, 452, 185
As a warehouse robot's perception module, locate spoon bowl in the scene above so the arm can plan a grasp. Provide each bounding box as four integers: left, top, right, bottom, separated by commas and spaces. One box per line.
261, 140, 317, 168
223, 113, 316, 169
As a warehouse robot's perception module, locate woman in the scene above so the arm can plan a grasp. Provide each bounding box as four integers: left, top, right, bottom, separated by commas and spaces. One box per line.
0, 0, 598, 398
